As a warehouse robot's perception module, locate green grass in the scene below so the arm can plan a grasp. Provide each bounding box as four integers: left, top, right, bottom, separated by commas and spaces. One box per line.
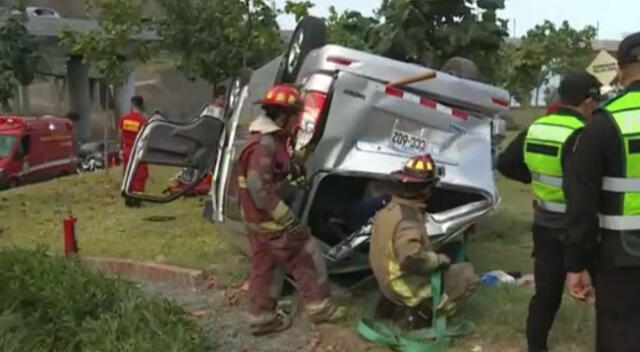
0, 109, 595, 350
0, 167, 247, 286
0, 247, 213, 352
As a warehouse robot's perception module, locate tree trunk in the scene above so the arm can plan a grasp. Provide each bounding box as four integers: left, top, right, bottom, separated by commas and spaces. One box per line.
20, 84, 30, 115
1, 99, 11, 113
104, 87, 111, 177
242, 0, 252, 68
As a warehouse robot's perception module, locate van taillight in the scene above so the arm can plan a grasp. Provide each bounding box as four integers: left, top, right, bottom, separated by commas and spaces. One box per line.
295, 91, 328, 151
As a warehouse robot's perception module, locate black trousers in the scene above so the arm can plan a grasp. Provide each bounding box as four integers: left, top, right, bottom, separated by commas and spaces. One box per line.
596, 265, 640, 352
527, 225, 566, 352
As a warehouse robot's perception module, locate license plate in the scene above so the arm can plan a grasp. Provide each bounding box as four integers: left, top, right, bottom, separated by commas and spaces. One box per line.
390, 129, 428, 154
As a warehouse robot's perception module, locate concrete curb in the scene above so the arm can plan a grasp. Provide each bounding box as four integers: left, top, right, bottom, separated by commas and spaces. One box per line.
81, 256, 206, 288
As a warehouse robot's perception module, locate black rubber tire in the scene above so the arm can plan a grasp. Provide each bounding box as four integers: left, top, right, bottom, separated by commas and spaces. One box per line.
8, 178, 19, 189
441, 57, 481, 81
276, 16, 327, 84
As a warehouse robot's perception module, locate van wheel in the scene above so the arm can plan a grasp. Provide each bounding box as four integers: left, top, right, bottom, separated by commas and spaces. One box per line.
276, 16, 327, 84
225, 68, 253, 121
441, 57, 481, 81
8, 179, 19, 189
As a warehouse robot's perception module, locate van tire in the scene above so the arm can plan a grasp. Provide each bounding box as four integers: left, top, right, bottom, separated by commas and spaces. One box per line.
8, 178, 19, 189
276, 16, 327, 84
441, 57, 481, 81
225, 68, 253, 120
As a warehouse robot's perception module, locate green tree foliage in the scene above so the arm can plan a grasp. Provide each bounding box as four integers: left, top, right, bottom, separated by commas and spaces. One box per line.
284, 0, 315, 22
0, 12, 42, 111
374, 0, 508, 68
60, 0, 152, 86
326, 6, 379, 52
321, 0, 508, 80
504, 20, 596, 105
156, 0, 282, 87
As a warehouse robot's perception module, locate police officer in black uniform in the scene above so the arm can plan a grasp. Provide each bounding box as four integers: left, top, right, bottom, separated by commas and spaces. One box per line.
564, 31, 640, 352
498, 72, 601, 352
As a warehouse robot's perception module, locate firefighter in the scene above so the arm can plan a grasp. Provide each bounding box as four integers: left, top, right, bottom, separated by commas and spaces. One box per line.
236, 84, 343, 336
119, 95, 148, 208
564, 32, 640, 351
369, 155, 479, 328
497, 72, 601, 352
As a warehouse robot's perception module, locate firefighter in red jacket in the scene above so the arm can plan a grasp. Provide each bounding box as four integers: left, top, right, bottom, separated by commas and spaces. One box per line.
120, 95, 148, 207
236, 85, 343, 336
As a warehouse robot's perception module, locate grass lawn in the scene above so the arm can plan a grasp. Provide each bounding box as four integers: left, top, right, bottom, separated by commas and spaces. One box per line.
0, 247, 213, 351
0, 167, 249, 286
0, 108, 595, 351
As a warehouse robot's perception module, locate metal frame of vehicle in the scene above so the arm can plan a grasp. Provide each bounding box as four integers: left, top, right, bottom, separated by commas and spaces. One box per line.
122, 18, 510, 274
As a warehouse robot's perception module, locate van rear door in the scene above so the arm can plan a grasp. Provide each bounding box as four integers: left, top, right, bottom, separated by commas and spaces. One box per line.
121, 71, 252, 204
303, 71, 497, 236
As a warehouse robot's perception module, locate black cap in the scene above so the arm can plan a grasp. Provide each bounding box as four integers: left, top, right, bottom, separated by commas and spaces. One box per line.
558, 72, 602, 106
618, 32, 640, 65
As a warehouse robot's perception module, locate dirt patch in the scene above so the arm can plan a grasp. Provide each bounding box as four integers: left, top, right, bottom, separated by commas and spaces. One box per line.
141, 281, 388, 352
314, 325, 390, 352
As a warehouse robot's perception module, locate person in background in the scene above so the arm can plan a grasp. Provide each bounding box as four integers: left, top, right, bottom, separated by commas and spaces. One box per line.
201, 86, 227, 118
236, 84, 343, 336
497, 72, 602, 352
564, 31, 640, 352
119, 96, 148, 208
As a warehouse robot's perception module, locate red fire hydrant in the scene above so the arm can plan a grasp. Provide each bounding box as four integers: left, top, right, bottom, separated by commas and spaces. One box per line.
63, 214, 78, 257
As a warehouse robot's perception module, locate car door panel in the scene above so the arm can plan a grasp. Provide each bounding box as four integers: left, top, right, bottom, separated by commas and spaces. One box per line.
122, 112, 225, 203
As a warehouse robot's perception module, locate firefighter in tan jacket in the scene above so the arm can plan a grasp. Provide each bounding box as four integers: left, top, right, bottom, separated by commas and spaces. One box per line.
370, 155, 479, 326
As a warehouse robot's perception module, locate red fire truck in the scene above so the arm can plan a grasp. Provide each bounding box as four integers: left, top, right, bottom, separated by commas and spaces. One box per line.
0, 116, 77, 189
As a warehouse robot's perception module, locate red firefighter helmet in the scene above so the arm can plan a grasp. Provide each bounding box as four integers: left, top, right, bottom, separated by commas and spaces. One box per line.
260, 84, 302, 110
391, 154, 439, 185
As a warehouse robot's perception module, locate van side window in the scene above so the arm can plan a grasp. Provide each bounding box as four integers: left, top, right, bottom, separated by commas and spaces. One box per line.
19, 135, 31, 159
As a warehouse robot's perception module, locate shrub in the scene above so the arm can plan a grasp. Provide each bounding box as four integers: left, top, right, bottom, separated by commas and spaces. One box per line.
0, 248, 214, 352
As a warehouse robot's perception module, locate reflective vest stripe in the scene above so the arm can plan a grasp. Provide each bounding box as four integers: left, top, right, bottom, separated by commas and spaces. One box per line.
524, 114, 584, 214
599, 94, 640, 231
537, 201, 567, 213
602, 177, 640, 192
238, 176, 247, 189
387, 242, 431, 307
599, 214, 640, 231
532, 173, 563, 188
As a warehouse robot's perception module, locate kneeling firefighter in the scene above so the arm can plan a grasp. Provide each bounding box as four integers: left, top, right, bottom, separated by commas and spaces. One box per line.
369, 155, 480, 327
236, 84, 343, 336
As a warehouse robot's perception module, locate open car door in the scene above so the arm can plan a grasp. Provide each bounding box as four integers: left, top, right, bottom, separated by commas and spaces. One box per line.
121, 70, 252, 203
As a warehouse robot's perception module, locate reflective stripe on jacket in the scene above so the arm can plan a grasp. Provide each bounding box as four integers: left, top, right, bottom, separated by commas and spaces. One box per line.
370, 197, 441, 307
599, 92, 640, 230
236, 116, 295, 234
524, 114, 585, 213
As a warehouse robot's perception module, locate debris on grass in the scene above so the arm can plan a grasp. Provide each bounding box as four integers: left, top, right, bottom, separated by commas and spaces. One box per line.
190, 309, 212, 319
225, 286, 246, 307
205, 275, 219, 289
307, 332, 321, 352
144, 215, 177, 222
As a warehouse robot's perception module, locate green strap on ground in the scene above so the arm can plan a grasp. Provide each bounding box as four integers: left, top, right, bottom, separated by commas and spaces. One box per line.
357, 269, 475, 352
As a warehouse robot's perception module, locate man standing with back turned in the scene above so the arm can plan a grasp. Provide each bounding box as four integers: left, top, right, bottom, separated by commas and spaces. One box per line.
565, 32, 640, 352
120, 95, 148, 208
498, 72, 601, 352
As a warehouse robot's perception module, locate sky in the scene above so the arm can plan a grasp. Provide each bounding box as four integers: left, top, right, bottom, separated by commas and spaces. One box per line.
273, 0, 640, 40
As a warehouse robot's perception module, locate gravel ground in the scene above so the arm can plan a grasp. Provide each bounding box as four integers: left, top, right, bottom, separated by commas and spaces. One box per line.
140, 281, 389, 352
